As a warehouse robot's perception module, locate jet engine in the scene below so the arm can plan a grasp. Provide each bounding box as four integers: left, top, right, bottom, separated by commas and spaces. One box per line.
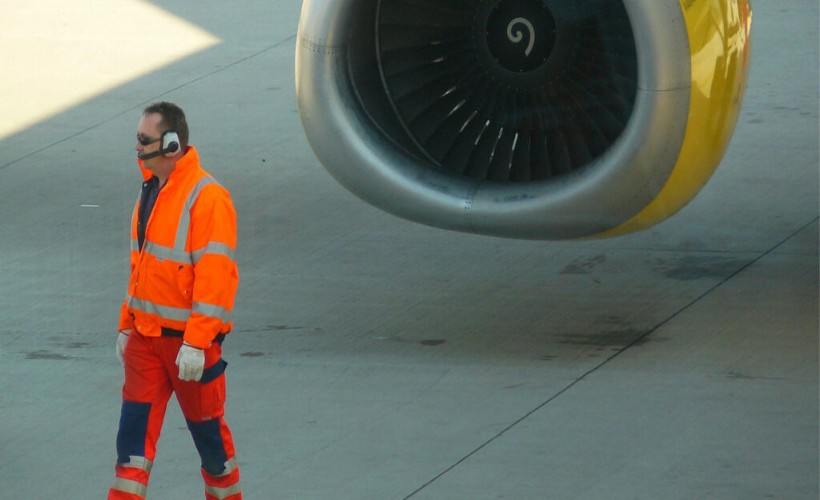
295, 0, 752, 239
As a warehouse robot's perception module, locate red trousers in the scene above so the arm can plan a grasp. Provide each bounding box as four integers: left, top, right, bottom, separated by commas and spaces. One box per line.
108, 333, 242, 499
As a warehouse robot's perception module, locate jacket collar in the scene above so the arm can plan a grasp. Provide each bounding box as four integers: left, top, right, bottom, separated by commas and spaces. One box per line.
167, 146, 199, 182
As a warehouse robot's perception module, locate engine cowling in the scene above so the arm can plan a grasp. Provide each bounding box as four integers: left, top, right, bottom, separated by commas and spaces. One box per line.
296, 0, 752, 239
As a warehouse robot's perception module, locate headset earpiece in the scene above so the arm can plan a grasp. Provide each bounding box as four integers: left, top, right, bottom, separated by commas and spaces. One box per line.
161, 131, 180, 156
136, 130, 181, 161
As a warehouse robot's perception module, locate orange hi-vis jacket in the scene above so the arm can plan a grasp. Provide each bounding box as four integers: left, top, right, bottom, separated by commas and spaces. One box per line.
118, 146, 239, 349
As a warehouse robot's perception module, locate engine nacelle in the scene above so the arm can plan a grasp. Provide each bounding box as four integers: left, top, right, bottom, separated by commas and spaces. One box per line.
296, 0, 752, 239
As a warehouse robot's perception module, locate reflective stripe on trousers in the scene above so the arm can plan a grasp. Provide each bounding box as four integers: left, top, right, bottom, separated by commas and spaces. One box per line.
203, 458, 242, 499
109, 456, 152, 499
205, 483, 243, 500
109, 477, 147, 499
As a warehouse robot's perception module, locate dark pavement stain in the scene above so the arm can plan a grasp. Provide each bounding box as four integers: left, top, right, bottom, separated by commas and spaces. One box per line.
726, 371, 783, 381
558, 329, 648, 348
26, 350, 71, 360
561, 254, 606, 275
420, 339, 446, 346
236, 325, 312, 333
66, 342, 90, 349
657, 256, 748, 281
240, 352, 266, 357
505, 383, 526, 390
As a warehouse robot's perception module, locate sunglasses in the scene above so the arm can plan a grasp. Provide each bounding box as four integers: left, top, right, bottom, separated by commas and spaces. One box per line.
137, 134, 161, 146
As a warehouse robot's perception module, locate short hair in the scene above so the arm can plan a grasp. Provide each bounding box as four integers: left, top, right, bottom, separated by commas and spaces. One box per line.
143, 101, 189, 150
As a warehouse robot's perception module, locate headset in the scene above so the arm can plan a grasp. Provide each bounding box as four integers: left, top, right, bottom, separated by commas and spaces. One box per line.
138, 131, 181, 160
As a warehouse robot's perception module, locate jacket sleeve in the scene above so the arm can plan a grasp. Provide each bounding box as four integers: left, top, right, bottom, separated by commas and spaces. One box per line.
183, 184, 239, 348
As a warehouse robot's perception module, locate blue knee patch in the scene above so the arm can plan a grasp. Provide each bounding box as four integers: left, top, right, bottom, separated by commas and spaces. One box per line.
186, 418, 228, 475
116, 401, 152, 464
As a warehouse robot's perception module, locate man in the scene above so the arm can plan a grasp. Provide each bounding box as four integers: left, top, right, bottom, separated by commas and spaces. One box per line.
109, 102, 242, 500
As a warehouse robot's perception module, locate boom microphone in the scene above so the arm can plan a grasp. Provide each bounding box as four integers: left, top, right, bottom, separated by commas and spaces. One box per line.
137, 150, 164, 161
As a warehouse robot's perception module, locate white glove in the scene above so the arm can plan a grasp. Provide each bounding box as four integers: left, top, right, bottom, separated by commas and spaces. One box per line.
176, 342, 205, 381
116, 330, 130, 365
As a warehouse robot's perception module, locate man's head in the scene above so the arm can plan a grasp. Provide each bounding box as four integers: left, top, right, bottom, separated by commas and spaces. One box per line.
135, 102, 189, 180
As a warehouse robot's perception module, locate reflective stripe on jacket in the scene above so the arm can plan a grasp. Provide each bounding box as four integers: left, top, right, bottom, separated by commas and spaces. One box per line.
118, 146, 239, 348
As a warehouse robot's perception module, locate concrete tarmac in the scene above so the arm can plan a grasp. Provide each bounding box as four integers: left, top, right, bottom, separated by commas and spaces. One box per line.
0, 1, 817, 499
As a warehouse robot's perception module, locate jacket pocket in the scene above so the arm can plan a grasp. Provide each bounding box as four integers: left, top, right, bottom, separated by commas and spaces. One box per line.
175, 264, 195, 300
199, 359, 227, 418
